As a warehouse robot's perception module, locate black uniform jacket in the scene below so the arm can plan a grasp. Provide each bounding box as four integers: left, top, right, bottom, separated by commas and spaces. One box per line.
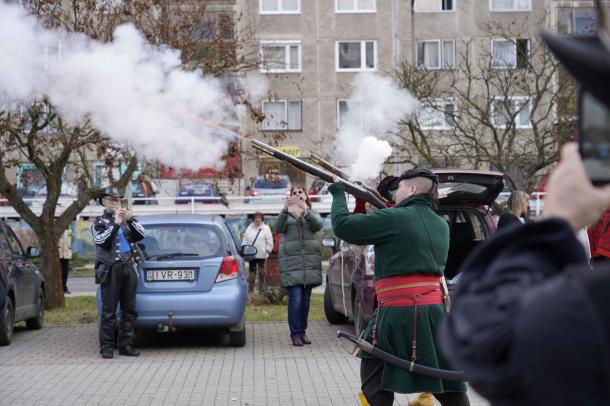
440, 218, 610, 406
91, 210, 146, 266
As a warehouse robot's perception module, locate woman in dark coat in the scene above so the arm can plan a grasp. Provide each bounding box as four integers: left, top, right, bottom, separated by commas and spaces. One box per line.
274, 185, 323, 346
497, 191, 530, 230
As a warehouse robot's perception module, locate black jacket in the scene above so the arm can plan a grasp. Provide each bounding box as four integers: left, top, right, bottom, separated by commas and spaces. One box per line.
91, 210, 146, 266
441, 219, 610, 406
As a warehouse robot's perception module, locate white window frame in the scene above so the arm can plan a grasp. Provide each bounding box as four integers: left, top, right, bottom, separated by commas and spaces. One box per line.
489, 0, 531, 12
335, 40, 378, 72
417, 98, 458, 130
414, 0, 456, 13
259, 41, 302, 73
416, 39, 456, 70
259, 0, 301, 15
491, 96, 532, 129
335, 0, 377, 13
337, 99, 365, 129
261, 99, 303, 131
491, 38, 530, 69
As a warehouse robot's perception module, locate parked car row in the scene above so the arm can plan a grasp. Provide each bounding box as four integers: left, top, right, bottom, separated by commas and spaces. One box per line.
322, 169, 505, 335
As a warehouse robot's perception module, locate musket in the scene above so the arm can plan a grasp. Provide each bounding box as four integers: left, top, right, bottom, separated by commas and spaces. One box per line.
310, 153, 390, 205
251, 139, 388, 209
337, 331, 467, 382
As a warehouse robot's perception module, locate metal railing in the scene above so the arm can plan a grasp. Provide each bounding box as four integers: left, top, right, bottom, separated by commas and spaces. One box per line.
0, 194, 343, 219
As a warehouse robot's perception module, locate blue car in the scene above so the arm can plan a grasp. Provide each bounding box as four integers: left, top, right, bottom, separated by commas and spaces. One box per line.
97, 214, 255, 347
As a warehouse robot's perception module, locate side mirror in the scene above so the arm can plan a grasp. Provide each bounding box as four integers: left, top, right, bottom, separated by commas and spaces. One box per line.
321, 237, 337, 249
27, 246, 41, 258
240, 245, 257, 257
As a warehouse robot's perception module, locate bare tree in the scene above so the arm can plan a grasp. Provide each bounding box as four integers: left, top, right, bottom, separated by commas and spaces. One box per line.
395, 18, 576, 190
0, 0, 256, 309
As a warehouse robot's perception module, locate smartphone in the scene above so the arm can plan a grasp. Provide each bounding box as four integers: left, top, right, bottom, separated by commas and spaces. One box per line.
121, 198, 130, 211
579, 90, 610, 185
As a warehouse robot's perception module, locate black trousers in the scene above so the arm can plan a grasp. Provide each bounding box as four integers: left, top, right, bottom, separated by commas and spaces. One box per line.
60, 258, 70, 291
360, 357, 470, 406
248, 258, 266, 293
99, 260, 138, 352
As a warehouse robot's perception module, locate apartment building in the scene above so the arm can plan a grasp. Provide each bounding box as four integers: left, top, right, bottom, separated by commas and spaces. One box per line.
237, 0, 554, 184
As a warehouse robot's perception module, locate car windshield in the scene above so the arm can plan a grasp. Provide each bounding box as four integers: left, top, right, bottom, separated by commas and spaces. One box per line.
253, 178, 289, 189
137, 223, 226, 260
179, 183, 213, 196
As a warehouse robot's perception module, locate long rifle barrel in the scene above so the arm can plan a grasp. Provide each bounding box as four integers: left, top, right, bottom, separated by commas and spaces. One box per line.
251, 139, 388, 209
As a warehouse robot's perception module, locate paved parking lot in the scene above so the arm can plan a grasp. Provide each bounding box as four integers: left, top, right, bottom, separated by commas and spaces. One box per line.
0, 321, 488, 406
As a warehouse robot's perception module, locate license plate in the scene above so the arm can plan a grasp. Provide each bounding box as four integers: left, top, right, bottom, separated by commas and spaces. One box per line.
146, 269, 196, 282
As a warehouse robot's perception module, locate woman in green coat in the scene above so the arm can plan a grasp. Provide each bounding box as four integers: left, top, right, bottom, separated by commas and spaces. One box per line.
274, 185, 323, 347
329, 169, 468, 406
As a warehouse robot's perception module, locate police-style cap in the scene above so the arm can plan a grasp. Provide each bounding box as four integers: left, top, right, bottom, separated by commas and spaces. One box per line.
98, 186, 123, 203
541, 32, 610, 108
398, 168, 439, 185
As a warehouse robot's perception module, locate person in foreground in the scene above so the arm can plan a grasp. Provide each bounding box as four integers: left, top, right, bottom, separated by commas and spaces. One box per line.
329, 169, 469, 406
441, 143, 610, 405
92, 187, 146, 359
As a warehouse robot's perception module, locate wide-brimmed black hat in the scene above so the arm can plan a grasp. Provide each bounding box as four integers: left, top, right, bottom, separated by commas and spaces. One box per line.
398, 168, 439, 185
98, 186, 123, 203
541, 31, 610, 108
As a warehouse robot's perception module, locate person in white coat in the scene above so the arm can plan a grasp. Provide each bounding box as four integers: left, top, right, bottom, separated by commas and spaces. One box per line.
242, 211, 274, 293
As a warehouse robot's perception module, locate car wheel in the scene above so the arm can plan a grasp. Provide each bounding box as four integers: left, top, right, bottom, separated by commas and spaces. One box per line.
352, 292, 366, 337
0, 296, 15, 346
324, 282, 348, 325
229, 329, 246, 347
26, 290, 44, 330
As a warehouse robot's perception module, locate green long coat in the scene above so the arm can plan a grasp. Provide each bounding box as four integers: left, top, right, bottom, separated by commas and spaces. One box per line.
329, 182, 466, 394
274, 209, 323, 288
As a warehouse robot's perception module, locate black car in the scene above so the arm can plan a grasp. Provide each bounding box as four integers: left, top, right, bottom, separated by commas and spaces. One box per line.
0, 221, 45, 345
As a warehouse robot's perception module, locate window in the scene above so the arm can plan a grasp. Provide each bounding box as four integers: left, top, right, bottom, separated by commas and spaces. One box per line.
491, 97, 532, 128
261, 100, 302, 131
414, 0, 454, 12
557, 8, 598, 35
417, 99, 457, 130
417, 40, 455, 69
336, 41, 377, 72
2, 225, 24, 257
490, 0, 531, 11
260, 41, 301, 73
337, 99, 364, 128
336, 0, 376, 13
491, 39, 530, 69
260, 0, 300, 14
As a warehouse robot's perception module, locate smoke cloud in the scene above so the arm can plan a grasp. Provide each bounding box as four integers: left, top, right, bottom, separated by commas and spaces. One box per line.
336, 73, 418, 181
0, 2, 252, 170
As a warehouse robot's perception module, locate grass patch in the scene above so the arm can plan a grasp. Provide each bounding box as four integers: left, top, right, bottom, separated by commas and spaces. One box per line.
246, 293, 324, 323
46, 296, 98, 325
71, 267, 95, 278
45, 293, 325, 325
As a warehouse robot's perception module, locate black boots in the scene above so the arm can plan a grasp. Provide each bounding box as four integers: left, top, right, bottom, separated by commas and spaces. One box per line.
119, 346, 140, 356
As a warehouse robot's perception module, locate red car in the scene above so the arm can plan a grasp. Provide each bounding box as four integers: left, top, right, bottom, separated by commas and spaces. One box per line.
322, 169, 504, 335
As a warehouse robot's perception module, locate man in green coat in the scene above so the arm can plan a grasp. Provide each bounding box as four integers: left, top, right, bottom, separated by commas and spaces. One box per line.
329, 169, 468, 406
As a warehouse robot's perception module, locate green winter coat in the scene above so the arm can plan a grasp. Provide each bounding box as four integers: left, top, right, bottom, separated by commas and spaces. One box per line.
274, 209, 323, 288
329, 182, 466, 395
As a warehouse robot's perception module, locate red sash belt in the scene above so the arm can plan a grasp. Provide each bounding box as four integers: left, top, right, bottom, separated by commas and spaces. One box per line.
375, 275, 443, 307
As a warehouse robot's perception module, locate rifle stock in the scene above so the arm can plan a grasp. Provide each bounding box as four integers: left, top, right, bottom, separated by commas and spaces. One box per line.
310, 153, 389, 205
251, 139, 388, 209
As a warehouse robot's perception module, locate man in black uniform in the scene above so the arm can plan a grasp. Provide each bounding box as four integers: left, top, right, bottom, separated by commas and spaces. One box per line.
92, 187, 146, 359
440, 21, 610, 406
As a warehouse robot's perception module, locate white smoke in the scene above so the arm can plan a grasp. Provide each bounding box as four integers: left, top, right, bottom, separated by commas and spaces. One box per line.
336, 73, 418, 181
0, 2, 254, 170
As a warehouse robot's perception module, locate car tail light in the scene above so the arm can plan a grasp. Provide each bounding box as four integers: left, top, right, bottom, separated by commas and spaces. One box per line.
215, 256, 238, 283
364, 246, 375, 277
249, 189, 258, 196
